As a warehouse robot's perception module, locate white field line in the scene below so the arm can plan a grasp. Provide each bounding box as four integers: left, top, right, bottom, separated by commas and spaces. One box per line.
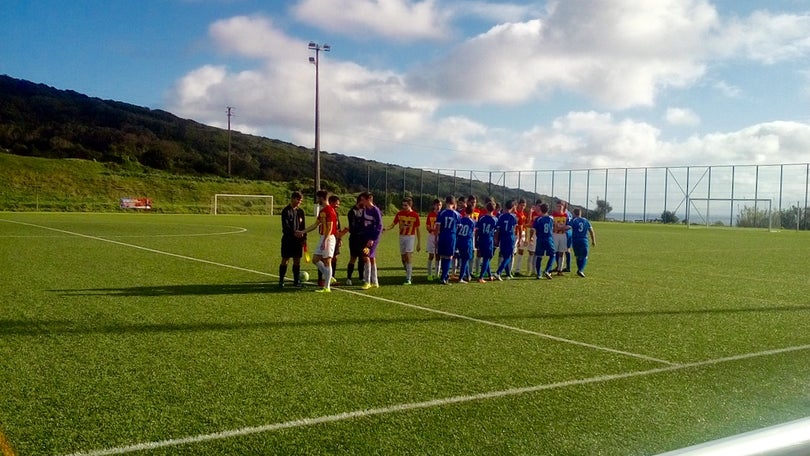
62, 343, 810, 456
337, 288, 678, 365
3, 219, 674, 366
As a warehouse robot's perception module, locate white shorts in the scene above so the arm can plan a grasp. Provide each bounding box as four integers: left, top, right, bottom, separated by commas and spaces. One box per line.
553, 233, 568, 253
516, 231, 527, 248
399, 235, 416, 254
314, 234, 336, 258
427, 233, 438, 254
526, 235, 537, 252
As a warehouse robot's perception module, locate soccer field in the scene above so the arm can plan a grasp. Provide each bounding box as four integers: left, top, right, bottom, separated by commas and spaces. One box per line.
1, 212, 809, 455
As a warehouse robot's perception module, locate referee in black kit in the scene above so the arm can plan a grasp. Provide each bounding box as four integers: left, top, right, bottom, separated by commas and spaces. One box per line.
278, 191, 307, 287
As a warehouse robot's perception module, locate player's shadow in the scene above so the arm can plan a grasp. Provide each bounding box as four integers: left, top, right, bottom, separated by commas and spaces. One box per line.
52, 282, 306, 297
3, 305, 809, 338
0, 315, 442, 337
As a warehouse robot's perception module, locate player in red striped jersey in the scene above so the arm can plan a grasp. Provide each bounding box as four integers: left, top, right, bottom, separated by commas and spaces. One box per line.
425, 198, 442, 281
385, 197, 422, 284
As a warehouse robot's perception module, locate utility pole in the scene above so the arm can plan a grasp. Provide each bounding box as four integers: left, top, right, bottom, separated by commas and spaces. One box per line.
226, 106, 234, 176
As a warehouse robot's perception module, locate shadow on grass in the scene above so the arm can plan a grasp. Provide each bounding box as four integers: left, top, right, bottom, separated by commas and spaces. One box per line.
0, 314, 442, 337
52, 281, 315, 296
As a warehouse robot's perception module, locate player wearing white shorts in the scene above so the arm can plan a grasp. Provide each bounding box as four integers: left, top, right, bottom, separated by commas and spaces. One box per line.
552, 200, 572, 276
526, 200, 542, 275
424, 198, 442, 281
385, 197, 422, 284
299, 190, 338, 292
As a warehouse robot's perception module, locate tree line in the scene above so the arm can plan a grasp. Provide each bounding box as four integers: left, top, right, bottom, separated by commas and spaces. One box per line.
0, 75, 557, 214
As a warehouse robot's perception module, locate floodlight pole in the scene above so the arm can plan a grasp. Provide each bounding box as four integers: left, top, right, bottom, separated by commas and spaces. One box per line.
226, 106, 234, 176
309, 41, 330, 201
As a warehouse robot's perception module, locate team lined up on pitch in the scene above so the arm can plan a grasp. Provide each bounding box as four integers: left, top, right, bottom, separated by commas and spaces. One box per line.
278, 190, 595, 292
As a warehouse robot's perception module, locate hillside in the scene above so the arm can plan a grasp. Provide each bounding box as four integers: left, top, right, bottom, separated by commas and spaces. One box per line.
0, 74, 549, 213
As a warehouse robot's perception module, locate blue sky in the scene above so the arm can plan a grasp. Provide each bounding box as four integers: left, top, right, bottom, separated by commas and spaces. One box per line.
3, 0, 810, 171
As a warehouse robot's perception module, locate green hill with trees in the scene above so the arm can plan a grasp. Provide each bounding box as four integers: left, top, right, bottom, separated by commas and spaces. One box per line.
0, 74, 552, 213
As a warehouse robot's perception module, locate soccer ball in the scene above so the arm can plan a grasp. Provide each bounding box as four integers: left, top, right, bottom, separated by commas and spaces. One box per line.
299, 270, 310, 282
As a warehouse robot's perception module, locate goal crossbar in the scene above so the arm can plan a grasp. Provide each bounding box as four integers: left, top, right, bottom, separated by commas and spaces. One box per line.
212, 194, 274, 215
686, 197, 773, 230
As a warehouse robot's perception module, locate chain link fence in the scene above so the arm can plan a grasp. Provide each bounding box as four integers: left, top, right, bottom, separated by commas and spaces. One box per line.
362, 163, 810, 229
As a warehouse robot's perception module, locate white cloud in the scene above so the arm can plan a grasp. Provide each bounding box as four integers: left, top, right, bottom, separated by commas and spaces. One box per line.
712, 80, 743, 98
167, 15, 440, 159
445, 1, 543, 23
291, 0, 451, 41
166, 3, 810, 173
666, 108, 701, 126
411, 0, 719, 109
712, 11, 810, 64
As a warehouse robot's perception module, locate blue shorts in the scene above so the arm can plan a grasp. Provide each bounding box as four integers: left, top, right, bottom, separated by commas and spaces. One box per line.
572, 239, 589, 258
536, 240, 555, 257
437, 236, 457, 257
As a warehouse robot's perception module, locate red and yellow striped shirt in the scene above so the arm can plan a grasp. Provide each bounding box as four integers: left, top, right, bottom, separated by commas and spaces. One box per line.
393, 209, 421, 236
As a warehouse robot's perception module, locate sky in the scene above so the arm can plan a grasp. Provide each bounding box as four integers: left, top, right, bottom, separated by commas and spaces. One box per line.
3, 0, 810, 173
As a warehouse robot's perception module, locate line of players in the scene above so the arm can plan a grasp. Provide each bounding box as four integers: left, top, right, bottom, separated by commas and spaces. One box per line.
427, 194, 596, 285
277, 190, 595, 291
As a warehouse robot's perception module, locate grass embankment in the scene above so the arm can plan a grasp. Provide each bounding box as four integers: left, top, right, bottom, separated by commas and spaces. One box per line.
0, 152, 292, 213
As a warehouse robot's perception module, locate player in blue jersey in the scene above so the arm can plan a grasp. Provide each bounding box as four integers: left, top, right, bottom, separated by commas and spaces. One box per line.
493, 200, 518, 280
455, 209, 476, 283
567, 208, 596, 277
474, 201, 498, 283
434, 195, 460, 285
531, 202, 556, 279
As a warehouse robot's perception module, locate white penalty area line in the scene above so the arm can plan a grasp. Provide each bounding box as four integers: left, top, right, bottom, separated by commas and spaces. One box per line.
63, 343, 810, 456
0, 219, 268, 277
337, 288, 678, 366
5, 219, 674, 366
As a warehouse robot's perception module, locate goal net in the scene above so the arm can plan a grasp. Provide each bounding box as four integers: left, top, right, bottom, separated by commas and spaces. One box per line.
686, 197, 774, 230
212, 194, 274, 215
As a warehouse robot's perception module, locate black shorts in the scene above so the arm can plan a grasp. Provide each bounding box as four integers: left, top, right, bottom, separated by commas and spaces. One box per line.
349, 235, 365, 257
281, 236, 304, 259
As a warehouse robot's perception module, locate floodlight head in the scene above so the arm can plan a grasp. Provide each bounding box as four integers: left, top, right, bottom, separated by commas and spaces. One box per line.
323, 44, 331, 52
309, 57, 316, 63
308, 41, 317, 49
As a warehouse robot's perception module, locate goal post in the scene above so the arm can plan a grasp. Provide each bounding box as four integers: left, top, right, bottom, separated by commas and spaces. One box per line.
686, 197, 774, 230
212, 194, 274, 215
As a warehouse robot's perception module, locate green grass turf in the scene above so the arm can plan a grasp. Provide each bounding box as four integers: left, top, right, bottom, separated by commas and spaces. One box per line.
0, 213, 808, 455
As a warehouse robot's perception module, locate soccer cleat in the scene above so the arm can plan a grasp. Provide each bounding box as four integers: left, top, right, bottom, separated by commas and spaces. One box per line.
373, 283, 380, 288
314, 287, 331, 293
478, 278, 486, 284
493, 273, 503, 281
536, 275, 542, 279
330, 277, 337, 284
459, 279, 468, 284
278, 281, 285, 288
563, 268, 571, 273
360, 283, 372, 290
543, 271, 553, 280
506, 274, 514, 280
556, 271, 564, 276
440, 279, 449, 285
427, 274, 435, 282
345, 278, 352, 286
577, 271, 586, 278
404, 279, 412, 285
